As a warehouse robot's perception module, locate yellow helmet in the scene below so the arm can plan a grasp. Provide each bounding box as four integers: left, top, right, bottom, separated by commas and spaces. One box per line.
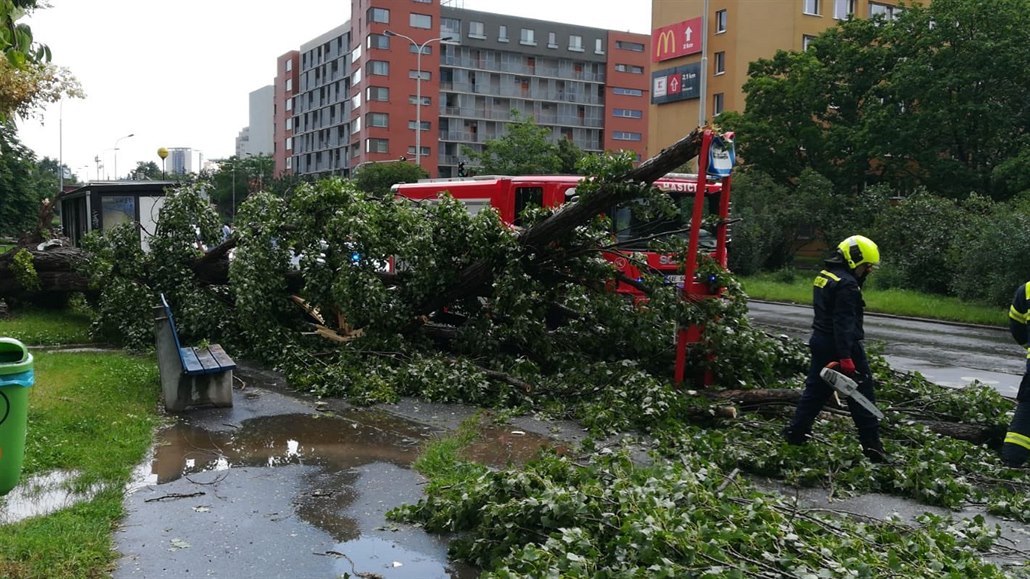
837, 235, 879, 270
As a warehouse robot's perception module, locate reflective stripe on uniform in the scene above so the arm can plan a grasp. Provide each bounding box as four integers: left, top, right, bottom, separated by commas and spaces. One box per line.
1011, 305, 1028, 324
1005, 431, 1030, 450
1025, 282, 1030, 301
813, 270, 839, 288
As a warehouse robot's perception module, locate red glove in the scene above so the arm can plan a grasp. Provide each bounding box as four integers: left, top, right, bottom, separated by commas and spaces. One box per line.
838, 358, 856, 376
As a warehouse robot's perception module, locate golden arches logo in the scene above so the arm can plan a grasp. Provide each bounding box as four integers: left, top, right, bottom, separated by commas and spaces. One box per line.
655, 29, 677, 60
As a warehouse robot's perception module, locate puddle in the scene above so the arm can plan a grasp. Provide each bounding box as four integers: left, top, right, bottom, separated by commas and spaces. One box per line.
462, 424, 570, 466
327, 536, 459, 578
0, 470, 105, 524
136, 412, 423, 487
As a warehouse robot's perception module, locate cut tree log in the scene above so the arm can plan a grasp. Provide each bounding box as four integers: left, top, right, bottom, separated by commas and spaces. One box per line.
711, 388, 1005, 446
0, 246, 93, 297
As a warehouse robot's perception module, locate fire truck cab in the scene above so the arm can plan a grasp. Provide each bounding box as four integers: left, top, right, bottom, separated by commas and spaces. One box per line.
391, 175, 581, 227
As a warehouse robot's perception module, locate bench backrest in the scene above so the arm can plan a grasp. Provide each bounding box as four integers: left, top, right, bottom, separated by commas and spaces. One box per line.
159, 293, 186, 353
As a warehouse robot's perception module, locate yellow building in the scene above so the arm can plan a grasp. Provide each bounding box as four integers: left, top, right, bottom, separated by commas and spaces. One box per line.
648, 0, 910, 153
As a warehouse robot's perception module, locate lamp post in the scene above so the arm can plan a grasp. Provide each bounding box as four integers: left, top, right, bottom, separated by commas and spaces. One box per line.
384, 30, 453, 170
113, 133, 134, 180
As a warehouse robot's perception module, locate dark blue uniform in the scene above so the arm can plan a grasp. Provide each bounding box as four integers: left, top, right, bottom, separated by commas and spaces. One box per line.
1002, 281, 1030, 466
784, 263, 883, 457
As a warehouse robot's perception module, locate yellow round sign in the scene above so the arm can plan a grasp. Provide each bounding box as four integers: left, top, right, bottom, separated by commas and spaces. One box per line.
157, 147, 168, 160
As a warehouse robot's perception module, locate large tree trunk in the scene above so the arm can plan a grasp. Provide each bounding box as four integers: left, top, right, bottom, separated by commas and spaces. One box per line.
0, 246, 93, 300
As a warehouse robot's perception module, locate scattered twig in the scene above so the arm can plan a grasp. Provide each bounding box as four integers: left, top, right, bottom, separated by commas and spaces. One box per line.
145, 491, 206, 502
716, 468, 740, 494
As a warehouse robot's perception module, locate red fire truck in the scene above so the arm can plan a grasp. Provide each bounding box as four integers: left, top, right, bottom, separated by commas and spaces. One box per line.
391, 129, 736, 386
390, 173, 728, 294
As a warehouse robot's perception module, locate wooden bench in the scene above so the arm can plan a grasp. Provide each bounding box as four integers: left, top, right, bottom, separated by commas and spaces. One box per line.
153, 293, 235, 412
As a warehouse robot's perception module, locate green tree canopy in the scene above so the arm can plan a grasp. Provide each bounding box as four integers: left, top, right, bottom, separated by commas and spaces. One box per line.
0, 0, 80, 121
130, 161, 162, 180
464, 111, 562, 175
0, 122, 42, 236
725, 0, 1030, 200
353, 160, 428, 196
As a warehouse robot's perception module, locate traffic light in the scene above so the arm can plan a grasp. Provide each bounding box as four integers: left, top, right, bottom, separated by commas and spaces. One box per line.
458, 161, 466, 177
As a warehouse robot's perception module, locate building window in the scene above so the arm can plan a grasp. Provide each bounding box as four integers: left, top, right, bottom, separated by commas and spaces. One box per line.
409, 95, 431, 105
410, 13, 432, 29
803, 0, 820, 15
548, 32, 558, 48
410, 44, 433, 55
367, 113, 388, 128
595, 38, 604, 54
407, 146, 431, 157
616, 40, 645, 52
286, 117, 293, 130
285, 78, 292, 91
368, 60, 389, 76
351, 93, 361, 109
613, 131, 642, 141
613, 87, 643, 96
351, 67, 363, 86
366, 138, 389, 153
366, 86, 389, 101
286, 137, 292, 151
869, 2, 903, 20
408, 120, 431, 131
520, 28, 536, 45
367, 34, 389, 49
469, 21, 485, 38
367, 7, 389, 23
568, 34, 584, 51
441, 17, 461, 38
716, 9, 727, 33
285, 60, 292, 72
409, 70, 431, 80
615, 64, 644, 74
834, 0, 855, 19
286, 98, 293, 111
713, 93, 725, 116
803, 35, 816, 50
498, 24, 508, 42
613, 108, 642, 119
714, 51, 725, 75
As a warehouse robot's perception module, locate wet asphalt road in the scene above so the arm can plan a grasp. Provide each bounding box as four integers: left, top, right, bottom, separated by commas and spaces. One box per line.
747, 300, 1024, 396
113, 372, 480, 579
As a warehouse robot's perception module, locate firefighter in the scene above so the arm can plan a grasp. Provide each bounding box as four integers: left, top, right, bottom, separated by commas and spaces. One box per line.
1002, 281, 1030, 467
783, 235, 888, 463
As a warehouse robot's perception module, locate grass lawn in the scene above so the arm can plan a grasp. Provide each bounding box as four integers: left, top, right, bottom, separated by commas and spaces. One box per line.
740, 273, 1008, 327
0, 312, 162, 578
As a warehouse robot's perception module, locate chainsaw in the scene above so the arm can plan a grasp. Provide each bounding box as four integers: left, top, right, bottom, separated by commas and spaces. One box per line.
819, 365, 885, 420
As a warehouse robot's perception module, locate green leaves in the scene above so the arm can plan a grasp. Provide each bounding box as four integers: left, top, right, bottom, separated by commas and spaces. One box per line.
734, 0, 1030, 200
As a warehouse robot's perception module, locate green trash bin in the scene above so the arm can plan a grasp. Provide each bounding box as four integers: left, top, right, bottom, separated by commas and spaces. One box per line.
0, 337, 33, 496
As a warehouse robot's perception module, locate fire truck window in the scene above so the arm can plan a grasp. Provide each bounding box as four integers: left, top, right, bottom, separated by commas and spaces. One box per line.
514, 187, 543, 226
611, 200, 716, 251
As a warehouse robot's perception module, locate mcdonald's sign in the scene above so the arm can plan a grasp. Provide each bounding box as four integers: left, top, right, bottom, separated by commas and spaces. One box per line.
653, 17, 702, 62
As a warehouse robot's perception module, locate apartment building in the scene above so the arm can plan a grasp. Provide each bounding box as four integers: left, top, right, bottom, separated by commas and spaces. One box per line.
648, 0, 909, 153
272, 1, 650, 179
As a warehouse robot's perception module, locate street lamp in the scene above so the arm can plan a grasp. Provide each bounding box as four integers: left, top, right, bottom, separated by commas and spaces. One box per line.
384, 30, 453, 170
113, 133, 135, 180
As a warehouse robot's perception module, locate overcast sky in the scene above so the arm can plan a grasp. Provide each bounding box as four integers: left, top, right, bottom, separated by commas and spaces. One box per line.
15, 0, 651, 182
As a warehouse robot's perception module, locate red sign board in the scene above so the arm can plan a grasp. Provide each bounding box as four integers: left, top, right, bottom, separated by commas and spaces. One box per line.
653, 17, 703, 62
